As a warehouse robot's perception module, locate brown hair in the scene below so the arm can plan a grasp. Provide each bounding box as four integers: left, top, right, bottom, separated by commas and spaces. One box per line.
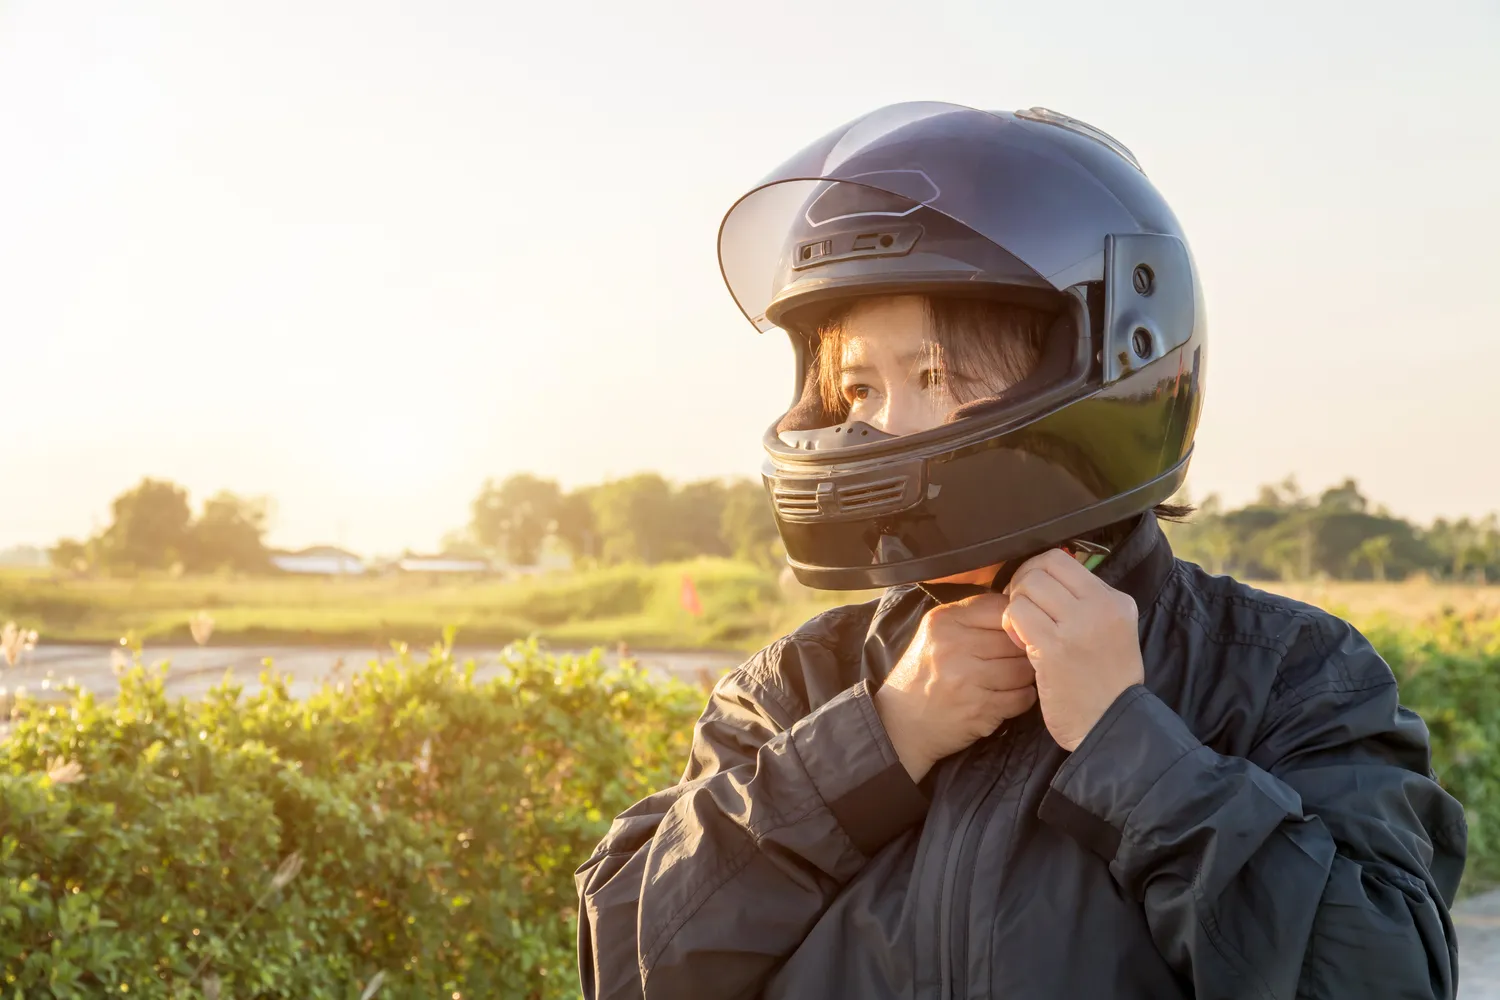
810, 293, 1197, 529
813, 295, 1050, 417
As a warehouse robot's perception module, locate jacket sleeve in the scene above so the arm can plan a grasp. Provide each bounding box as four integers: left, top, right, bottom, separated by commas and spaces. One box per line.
1038, 612, 1468, 999
574, 640, 929, 1000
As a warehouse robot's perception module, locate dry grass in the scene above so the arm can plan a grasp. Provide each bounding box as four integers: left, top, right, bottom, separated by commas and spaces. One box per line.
1246, 577, 1500, 623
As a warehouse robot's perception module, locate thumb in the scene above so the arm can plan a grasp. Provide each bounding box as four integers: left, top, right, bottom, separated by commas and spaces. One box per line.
1000, 605, 1026, 651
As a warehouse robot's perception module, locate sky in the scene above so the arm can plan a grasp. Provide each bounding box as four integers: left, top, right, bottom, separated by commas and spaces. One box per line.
1, 1, 1496, 556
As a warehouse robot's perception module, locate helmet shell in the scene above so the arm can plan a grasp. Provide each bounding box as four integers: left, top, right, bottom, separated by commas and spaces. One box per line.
718, 103, 1207, 589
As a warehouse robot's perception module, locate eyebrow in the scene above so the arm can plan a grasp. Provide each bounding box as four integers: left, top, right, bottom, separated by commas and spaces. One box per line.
839, 350, 932, 377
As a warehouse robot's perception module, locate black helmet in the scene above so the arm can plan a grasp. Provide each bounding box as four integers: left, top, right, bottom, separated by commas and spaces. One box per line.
718, 102, 1206, 590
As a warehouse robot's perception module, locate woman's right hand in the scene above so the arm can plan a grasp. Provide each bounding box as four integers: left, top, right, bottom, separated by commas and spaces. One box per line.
873, 593, 1038, 784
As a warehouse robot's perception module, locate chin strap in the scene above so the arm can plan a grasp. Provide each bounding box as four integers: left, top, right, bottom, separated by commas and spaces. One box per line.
916, 538, 1112, 605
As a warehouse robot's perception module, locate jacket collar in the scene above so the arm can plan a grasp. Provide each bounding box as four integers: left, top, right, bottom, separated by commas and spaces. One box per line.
863, 514, 1177, 694
911, 513, 1175, 613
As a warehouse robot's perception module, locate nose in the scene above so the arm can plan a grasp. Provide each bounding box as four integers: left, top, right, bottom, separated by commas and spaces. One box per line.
876, 383, 940, 437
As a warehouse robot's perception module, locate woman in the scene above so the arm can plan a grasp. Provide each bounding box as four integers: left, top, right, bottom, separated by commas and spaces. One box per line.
575, 103, 1466, 999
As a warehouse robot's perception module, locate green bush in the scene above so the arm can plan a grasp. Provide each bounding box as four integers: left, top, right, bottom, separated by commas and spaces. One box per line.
0, 635, 702, 998
1368, 610, 1500, 891
3, 611, 1498, 997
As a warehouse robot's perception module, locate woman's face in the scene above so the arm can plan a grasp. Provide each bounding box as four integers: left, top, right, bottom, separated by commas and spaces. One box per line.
833, 295, 960, 438
832, 294, 1012, 586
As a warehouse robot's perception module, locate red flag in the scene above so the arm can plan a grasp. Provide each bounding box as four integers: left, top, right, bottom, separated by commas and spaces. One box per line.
680, 574, 704, 617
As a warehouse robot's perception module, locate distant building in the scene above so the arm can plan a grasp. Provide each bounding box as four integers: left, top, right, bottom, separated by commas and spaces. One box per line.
269, 546, 367, 576
395, 555, 494, 575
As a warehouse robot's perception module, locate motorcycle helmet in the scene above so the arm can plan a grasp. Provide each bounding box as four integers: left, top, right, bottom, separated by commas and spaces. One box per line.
717, 102, 1206, 590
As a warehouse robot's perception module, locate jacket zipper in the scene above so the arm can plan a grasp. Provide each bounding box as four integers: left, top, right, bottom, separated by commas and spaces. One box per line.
936, 729, 1015, 1000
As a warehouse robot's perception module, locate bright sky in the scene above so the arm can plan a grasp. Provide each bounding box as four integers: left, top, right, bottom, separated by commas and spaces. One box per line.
2, 1, 1496, 556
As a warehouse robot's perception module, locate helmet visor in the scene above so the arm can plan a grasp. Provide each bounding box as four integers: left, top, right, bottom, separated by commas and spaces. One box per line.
718, 102, 1153, 335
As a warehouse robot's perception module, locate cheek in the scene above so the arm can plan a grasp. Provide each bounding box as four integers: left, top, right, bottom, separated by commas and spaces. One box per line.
881, 385, 950, 435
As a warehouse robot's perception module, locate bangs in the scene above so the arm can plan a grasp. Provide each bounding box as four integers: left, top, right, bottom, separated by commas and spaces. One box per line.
813, 296, 1050, 418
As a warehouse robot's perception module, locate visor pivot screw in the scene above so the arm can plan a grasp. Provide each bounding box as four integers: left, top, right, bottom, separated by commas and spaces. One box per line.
1131, 327, 1153, 360
1132, 264, 1154, 296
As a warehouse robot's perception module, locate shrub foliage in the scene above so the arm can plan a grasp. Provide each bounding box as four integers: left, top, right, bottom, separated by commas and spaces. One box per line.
0, 635, 701, 998
2, 612, 1498, 997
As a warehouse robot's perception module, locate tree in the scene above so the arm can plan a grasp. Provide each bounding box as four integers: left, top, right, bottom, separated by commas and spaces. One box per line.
48, 538, 89, 574
721, 479, 781, 567
470, 474, 562, 565
185, 492, 272, 573
553, 488, 599, 562
95, 478, 193, 572
1349, 534, 1394, 581
1318, 478, 1368, 514
1261, 535, 1306, 582
1252, 475, 1310, 513
590, 474, 677, 564
670, 480, 731, 561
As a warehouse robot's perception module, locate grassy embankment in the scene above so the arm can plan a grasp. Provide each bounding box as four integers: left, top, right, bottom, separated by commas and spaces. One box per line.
2, 562, 1497, 653
0, 561, 877, 652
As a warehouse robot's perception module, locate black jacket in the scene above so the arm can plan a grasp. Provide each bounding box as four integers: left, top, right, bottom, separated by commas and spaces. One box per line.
575, 515, 1467, 998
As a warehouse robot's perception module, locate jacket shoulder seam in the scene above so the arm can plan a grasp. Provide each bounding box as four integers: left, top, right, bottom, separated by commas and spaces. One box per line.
1152, 593, 1292, 656
731, 640, 804, 724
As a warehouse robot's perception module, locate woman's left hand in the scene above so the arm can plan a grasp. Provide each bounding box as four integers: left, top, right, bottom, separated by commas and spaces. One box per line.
1001, 548, 1145, 752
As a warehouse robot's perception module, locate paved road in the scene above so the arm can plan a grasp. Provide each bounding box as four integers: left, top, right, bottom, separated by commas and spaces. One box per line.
7, 644, 1500, 994
1459, 891, 1500, 998
1, 643, 745, 704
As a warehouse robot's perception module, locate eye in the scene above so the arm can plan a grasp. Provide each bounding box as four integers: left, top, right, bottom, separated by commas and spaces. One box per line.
919, 369, 947, 390
844, 383, 873, 404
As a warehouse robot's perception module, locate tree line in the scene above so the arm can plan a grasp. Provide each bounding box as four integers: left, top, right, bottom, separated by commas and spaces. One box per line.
451, 473, 782, 568
1167, 477, 1499, 582
44, 473, 1499, 583
45, 473, 784, 575
50, 479, 273, 575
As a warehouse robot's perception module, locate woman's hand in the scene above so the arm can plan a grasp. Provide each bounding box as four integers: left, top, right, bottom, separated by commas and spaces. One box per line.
874, 594, 1037, 784
1001, 549, 1145, 752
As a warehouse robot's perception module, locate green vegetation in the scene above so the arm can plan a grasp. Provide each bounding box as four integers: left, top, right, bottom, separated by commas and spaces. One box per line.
7, 555, 1500, 653
0, 638, 702, 998
4, 616, 1499, 996
42, 473, 1500, 593
465, 472, 780, 568
48, 471, 784, 580
1166, 476, 1500, 582
1371, 612, 1500, 890
51, 479, 273, 577
0, 560, 875, 651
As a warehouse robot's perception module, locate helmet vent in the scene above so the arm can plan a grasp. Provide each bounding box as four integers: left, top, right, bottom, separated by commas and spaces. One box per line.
837, 477, 909, 513
772, 484, 822, 520
772, 476, 914, 522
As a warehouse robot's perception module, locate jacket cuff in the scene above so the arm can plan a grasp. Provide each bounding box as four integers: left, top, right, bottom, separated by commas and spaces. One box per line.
789, 678, 929, 857
1037, 685, 1200, 861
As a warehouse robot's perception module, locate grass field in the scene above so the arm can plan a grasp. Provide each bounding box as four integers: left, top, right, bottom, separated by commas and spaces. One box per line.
1, 562, 1495, 654
0, 561, 877, 652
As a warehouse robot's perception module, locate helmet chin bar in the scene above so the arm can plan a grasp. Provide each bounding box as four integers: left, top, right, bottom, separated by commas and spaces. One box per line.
779, 420, 899, 452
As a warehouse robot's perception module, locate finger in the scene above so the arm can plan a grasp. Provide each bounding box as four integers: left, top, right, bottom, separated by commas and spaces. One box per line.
977, 655, 1036, 692
1001, 595, 1055, 648
982, 685, 1038, 727
972, 633, 1026, 659
1005, 548, 1094, 600
944, 592, 1011, 632
1006, 567, 1076, 622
